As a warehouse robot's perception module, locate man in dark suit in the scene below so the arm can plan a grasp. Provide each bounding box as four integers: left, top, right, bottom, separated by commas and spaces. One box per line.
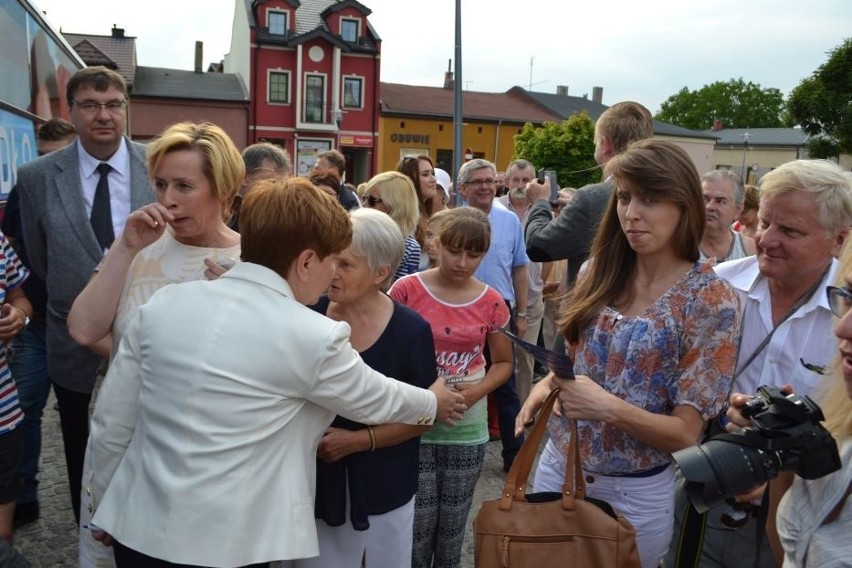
524, 101, 655, 288
15, 66, 152, 523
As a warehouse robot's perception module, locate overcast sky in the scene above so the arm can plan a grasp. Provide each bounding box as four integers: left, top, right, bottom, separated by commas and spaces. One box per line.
33, 0, 850, 115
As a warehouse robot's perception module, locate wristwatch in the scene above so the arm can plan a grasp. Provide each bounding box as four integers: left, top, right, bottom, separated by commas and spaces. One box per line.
515, 311, 527, 318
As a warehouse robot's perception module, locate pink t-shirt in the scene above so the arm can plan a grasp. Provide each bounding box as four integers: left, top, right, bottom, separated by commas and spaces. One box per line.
389, 273, 509, 444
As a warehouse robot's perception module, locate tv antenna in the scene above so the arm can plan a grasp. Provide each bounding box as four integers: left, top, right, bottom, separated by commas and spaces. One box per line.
528, 56, 548, 91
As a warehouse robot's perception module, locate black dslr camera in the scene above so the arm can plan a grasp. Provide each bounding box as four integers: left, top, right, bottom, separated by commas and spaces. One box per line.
672, 385, 841, 513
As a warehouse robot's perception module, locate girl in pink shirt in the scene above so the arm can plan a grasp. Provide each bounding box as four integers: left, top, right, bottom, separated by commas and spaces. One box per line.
390, 207, 512, 568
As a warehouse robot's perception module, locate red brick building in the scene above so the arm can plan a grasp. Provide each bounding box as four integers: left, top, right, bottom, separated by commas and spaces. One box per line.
226, 0, 381, 181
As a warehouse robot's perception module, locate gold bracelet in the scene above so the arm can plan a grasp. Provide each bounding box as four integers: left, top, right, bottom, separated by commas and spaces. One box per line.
367, 426, 377, 452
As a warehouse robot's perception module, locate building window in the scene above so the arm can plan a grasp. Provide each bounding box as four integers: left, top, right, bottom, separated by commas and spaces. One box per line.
342, 77, 363, 108
304, 74, 325, 123
268, 10, 287, 35
341, 18, 359, 42
268, 71, 290, 104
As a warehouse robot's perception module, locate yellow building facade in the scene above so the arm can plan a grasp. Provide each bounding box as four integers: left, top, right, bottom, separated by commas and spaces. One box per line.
377, 116, 534, 174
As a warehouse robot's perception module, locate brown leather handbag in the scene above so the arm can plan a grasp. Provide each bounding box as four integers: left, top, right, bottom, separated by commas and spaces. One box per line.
474, 388, 641, 567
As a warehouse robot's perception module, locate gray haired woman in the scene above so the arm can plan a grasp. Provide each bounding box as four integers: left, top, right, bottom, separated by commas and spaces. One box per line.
292, 208, 438, 568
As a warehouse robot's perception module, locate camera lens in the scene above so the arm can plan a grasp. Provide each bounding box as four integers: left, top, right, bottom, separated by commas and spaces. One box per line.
672, 440, 777, 513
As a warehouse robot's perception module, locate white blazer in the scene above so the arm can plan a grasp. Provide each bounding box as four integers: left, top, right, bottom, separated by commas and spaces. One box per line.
89, 262, 437, 566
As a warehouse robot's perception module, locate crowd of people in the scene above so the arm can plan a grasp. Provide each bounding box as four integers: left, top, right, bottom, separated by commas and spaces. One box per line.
0, 64, 849, 568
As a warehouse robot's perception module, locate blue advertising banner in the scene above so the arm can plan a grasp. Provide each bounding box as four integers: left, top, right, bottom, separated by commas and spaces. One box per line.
0, 107, 37, 198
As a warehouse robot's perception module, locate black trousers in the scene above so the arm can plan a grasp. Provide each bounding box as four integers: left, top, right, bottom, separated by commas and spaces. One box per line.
114, 540, 270, 568
52, 381, 92, 524
485, 300, 524, 463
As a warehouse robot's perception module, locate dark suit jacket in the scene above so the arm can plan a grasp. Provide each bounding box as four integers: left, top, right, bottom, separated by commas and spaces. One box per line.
16, 138, 151, 393
524, 179, 614, 286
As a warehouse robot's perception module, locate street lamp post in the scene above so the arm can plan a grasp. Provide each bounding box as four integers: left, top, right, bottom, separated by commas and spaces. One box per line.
452, 0, 463, 207
740, 132, 750, 182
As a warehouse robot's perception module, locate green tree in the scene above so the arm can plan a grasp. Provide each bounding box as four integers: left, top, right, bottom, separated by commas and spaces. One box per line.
655, 78, 785, 130
512, 112, 599, 189
786, 38, 852, 158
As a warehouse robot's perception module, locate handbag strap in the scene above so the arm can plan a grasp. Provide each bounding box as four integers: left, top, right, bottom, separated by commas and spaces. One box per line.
565, 417, 584, 505
500, 388, 582, 511
500, 387, 559, 510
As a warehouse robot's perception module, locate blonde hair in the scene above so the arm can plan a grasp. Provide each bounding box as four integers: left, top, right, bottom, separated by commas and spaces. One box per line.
363, 171, 420, 236
819, 238, 852, 440
147, 122, 244, 219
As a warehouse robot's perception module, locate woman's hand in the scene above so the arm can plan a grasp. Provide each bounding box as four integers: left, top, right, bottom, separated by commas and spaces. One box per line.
91, 528, 114, 547
119, 203, 173, 251
0, 303, 27, 340
429, 377, 467, 425
515, 374, 556, 436
555, 374, 619, 421
452, 382, 480, 410
203, 257, 237, 281
317, 427, 363, 463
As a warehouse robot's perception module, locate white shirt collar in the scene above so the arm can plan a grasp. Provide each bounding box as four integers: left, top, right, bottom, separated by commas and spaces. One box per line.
77, 138, 130, 180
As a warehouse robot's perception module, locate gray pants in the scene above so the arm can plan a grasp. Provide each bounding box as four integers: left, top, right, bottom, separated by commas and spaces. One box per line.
663, 472, 778, 568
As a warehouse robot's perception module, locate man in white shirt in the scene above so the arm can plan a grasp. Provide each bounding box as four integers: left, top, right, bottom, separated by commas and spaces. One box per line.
666, 159, 852, 568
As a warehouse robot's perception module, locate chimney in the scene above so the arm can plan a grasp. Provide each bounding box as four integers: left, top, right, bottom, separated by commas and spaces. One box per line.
556, 85, 569, 96
111, 24, 125, 38
711, 118, 724, 131
194, 41, 203, 73
443, 59, 454, 89
592, 86, 603, 104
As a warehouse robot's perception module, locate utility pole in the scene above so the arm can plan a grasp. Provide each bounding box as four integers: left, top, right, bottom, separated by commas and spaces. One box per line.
452, 0, 463, 205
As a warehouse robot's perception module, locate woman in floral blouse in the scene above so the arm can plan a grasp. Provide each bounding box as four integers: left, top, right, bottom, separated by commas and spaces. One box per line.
518, 140, 742, 568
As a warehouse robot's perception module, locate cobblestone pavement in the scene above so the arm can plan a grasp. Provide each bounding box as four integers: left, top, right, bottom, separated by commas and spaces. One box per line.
12, 393, 535, 567
14, 392, 78, 567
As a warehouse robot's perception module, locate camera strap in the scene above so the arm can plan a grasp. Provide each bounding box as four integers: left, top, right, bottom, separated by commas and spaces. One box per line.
731, 262, 831, 387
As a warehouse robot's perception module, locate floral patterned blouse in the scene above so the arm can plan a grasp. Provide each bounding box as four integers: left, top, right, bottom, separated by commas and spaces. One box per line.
547, 261, 742, 474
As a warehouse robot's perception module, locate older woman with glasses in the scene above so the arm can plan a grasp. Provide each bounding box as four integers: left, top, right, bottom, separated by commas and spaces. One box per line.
363, 171, 421, 282
292, 208, 437, 568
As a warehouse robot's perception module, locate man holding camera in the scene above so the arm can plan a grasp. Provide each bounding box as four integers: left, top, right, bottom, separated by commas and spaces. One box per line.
665, 159, 852, 568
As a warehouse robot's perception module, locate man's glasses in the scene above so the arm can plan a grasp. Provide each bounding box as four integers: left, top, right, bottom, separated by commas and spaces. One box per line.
464, 178, 495, 187
72, 99, 126, 115
826, 285, 852, 318
366, 195, 384, 207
